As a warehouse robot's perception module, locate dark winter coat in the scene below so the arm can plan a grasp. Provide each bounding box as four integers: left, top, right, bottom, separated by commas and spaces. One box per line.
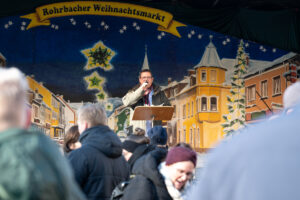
68, 125, 130, 200
127, 144, 155, 172
122, 148, 172, 200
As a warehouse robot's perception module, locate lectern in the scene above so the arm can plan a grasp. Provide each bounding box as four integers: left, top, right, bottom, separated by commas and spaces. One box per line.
132, 106, 174, 121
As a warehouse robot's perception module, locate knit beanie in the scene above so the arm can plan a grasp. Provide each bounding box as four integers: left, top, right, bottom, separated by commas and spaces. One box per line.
147, 126, 167, 145
166, 146, 197, 167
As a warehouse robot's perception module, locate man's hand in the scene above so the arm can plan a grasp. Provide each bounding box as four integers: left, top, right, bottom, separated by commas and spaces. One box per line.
141, 82, 148, 90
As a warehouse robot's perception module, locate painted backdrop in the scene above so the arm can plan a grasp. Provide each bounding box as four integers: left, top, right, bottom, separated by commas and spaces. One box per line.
0, 1, 297, 151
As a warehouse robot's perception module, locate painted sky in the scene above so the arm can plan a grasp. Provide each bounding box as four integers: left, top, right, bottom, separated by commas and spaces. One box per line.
0, 14, 288, 102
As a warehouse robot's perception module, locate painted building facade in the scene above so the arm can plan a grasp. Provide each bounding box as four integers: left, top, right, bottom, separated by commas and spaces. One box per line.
244, 53, 300, 122
57, 95, 77, 133
27, 75, 67, 138
164, 41, 231, 152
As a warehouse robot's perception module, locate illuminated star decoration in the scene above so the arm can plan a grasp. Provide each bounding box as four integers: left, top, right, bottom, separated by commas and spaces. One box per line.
81, 41, 116, 71
96, 91, 107, 101
84, 71, 106, 91
105, 102, 113, 111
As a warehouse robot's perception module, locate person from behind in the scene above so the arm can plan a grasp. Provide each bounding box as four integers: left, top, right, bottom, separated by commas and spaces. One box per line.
122, 127, 154, 172
68, 103, 129, 200
0, 67, 85, 200
147, 125, 168, 149
63, 125, 81, 155
283, 81, 300, 114
122, 146, 197, 200
187, 103, 300, 200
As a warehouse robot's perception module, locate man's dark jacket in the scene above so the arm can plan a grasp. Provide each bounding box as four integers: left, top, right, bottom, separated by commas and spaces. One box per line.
68, 125, 130, 200
122, 148, 172, 200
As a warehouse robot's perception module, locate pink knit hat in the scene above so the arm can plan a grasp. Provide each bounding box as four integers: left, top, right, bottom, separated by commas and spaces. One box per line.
166, 146, 197, 167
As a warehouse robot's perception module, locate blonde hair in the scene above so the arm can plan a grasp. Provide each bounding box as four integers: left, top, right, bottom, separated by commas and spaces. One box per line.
77, 103, 107, 127
0, 67, 28, 126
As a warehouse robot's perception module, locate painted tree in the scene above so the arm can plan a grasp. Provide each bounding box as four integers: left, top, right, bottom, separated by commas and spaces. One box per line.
222, 40, 248, 135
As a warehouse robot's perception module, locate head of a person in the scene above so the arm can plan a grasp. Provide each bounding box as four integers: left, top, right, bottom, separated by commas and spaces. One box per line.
147, 126, 167, 146
175, 142, 193, 150
0, 67, 30, 132
165, 146, 197, 190
139, 69, 153, 89
77, 103, 107, 134
63, 125, 81, 153
283, 82, 300, 114
122, 127, 149, 161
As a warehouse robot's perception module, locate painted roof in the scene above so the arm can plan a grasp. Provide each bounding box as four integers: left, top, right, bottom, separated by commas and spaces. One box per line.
221, 58, 272, 84
244, 52, 297, 78
194, 41, 226, 70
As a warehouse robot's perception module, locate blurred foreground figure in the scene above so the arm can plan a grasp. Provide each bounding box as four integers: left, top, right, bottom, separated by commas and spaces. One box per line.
68, 103, 129, 200
0, 67, 85, 200
188, 103, 300, 200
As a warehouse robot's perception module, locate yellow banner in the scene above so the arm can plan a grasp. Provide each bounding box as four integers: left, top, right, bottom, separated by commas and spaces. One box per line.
21, 1, 186, 37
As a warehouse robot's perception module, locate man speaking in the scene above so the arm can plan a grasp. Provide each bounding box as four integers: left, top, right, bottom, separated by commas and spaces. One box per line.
122, 69, 170, 132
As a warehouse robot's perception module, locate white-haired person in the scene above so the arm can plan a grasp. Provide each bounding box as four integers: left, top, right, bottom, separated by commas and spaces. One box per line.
68, 103, 130, 200
0, 67, 85, 200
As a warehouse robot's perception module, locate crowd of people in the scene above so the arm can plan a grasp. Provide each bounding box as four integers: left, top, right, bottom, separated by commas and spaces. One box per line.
2, 66, 300, 200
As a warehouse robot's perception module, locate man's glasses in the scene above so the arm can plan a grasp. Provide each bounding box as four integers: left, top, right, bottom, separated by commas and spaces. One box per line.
140, 76, 152, 80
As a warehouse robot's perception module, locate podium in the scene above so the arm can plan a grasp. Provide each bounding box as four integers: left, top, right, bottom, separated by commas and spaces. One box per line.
132, 106, 174, 121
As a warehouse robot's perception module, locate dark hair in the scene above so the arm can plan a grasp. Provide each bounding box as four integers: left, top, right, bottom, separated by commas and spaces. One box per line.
175, 142, 193, 150
63, 125, 80, 153
139, 69, 152, 78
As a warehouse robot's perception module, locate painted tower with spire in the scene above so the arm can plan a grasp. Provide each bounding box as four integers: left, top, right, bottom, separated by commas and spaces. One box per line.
141, 45, 150, 71
170, 37, 231, 152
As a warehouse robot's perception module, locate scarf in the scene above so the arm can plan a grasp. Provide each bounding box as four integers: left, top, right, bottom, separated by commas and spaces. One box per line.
158, 162, 184, 200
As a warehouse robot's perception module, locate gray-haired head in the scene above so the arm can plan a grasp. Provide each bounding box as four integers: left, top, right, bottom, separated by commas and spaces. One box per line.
0, 67, 29, 129
284, 82, 300, 111
77, 103, 107, 131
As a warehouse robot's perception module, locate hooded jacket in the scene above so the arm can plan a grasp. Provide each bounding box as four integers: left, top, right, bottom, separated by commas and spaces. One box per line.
68, 125, 129, 200
122, 148, 172, 200
0, 128, 85, 200
127, 143, 155, 172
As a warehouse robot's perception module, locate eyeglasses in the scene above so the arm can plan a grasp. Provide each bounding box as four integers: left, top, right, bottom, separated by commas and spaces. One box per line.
140, 76, 152, 80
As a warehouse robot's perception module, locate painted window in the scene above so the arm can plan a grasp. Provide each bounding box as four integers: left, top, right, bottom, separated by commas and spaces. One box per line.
183, 104, 186, 119
191, 101, 194, 116
194, 128, 196, 147
201, 97, 207, 111
33, 105, 39, 118
190, 128, 193, 145
261, 80, 268, 98
173, 105, 176, 118
247, 85, 256, 102
210, 97, 217, 111
52, 110, 58, 120
183, 129, 186, 142
211, 69, 217, 82
201, 70, 207, 82
187, 103, 190, 117
273, 76, 281, 95
197, 128, 200, 148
